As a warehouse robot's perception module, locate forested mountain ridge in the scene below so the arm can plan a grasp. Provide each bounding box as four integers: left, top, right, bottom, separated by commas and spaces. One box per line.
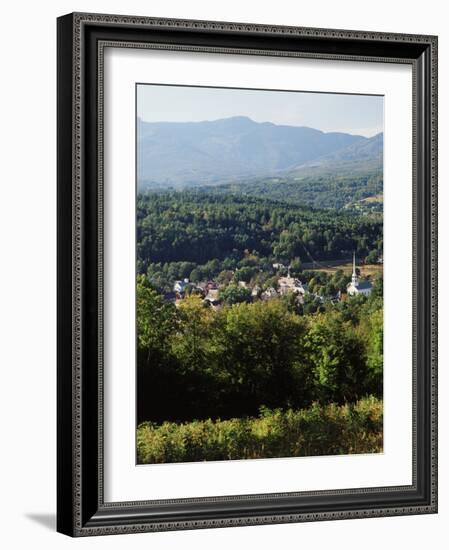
292, 131, 383, 169
138, 116, 382, 189
194, 170, 383, 211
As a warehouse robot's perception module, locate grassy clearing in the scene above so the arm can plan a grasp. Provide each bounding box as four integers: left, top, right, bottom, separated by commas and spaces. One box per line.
360, 193, 383, 204
305, 262, 383, 278
137, 396, 383, 464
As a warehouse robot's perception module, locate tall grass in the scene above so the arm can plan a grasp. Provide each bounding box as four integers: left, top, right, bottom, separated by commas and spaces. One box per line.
137, 396, 382, 464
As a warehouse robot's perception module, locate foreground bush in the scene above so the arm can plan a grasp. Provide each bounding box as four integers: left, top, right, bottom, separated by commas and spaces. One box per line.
137, 396, 382, 464
137, 280, 383, 424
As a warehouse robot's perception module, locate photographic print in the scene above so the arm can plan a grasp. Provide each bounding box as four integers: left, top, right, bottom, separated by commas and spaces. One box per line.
57, 15, 437, 534
136, 84, 384, 465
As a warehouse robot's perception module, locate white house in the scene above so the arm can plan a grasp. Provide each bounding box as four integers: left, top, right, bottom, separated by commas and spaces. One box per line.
251, 285, 261, 298
277, 275, 305, 296
173, 278, 189, 294
347, 253, 373, 297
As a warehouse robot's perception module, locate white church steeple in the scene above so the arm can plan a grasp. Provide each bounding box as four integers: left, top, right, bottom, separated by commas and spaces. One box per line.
347, 251, 374, 297
351, 251, 358, 287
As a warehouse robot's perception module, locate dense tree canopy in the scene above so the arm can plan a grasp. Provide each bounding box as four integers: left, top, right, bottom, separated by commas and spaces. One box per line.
137, 190, 383, 292
137, 276, 383, 424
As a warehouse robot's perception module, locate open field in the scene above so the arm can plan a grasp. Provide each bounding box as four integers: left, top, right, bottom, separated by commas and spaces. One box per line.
360, 193, 383, 204
302, 259, 383, 278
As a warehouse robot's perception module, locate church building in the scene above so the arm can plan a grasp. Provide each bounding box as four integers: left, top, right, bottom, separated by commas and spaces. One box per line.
346, 253, 373, 297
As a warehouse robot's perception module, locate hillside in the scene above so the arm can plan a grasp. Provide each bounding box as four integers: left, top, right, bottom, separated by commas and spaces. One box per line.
191, 168, 383, 211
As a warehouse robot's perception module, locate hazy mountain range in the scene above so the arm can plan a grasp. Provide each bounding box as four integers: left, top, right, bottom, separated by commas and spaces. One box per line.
137, 116, 383, 189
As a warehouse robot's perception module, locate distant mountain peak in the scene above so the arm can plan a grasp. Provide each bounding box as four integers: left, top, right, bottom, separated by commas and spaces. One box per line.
212, 115, 255, 123
137, 117, 382, 189
200, 115, 257, 128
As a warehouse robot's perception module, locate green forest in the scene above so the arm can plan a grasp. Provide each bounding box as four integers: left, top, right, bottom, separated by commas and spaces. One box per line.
137, 190, 383, 293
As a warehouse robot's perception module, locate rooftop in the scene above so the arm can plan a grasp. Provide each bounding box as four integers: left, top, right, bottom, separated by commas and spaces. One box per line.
357, 281, 373, 290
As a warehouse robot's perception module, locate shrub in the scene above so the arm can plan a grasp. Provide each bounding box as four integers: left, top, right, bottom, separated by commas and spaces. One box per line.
137, 396, 382, 464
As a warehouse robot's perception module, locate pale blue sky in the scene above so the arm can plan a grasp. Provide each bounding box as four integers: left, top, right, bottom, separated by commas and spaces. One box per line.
137, 84, 383, 137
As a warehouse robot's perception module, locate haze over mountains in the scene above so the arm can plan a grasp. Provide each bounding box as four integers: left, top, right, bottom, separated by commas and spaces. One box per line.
137, 116, 383, 190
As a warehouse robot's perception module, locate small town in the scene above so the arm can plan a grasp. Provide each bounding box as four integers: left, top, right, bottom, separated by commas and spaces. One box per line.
168, 253, 377, 311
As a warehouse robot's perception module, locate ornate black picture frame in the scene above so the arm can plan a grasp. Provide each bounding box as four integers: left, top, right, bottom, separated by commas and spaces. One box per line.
57, 12, 438, 537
